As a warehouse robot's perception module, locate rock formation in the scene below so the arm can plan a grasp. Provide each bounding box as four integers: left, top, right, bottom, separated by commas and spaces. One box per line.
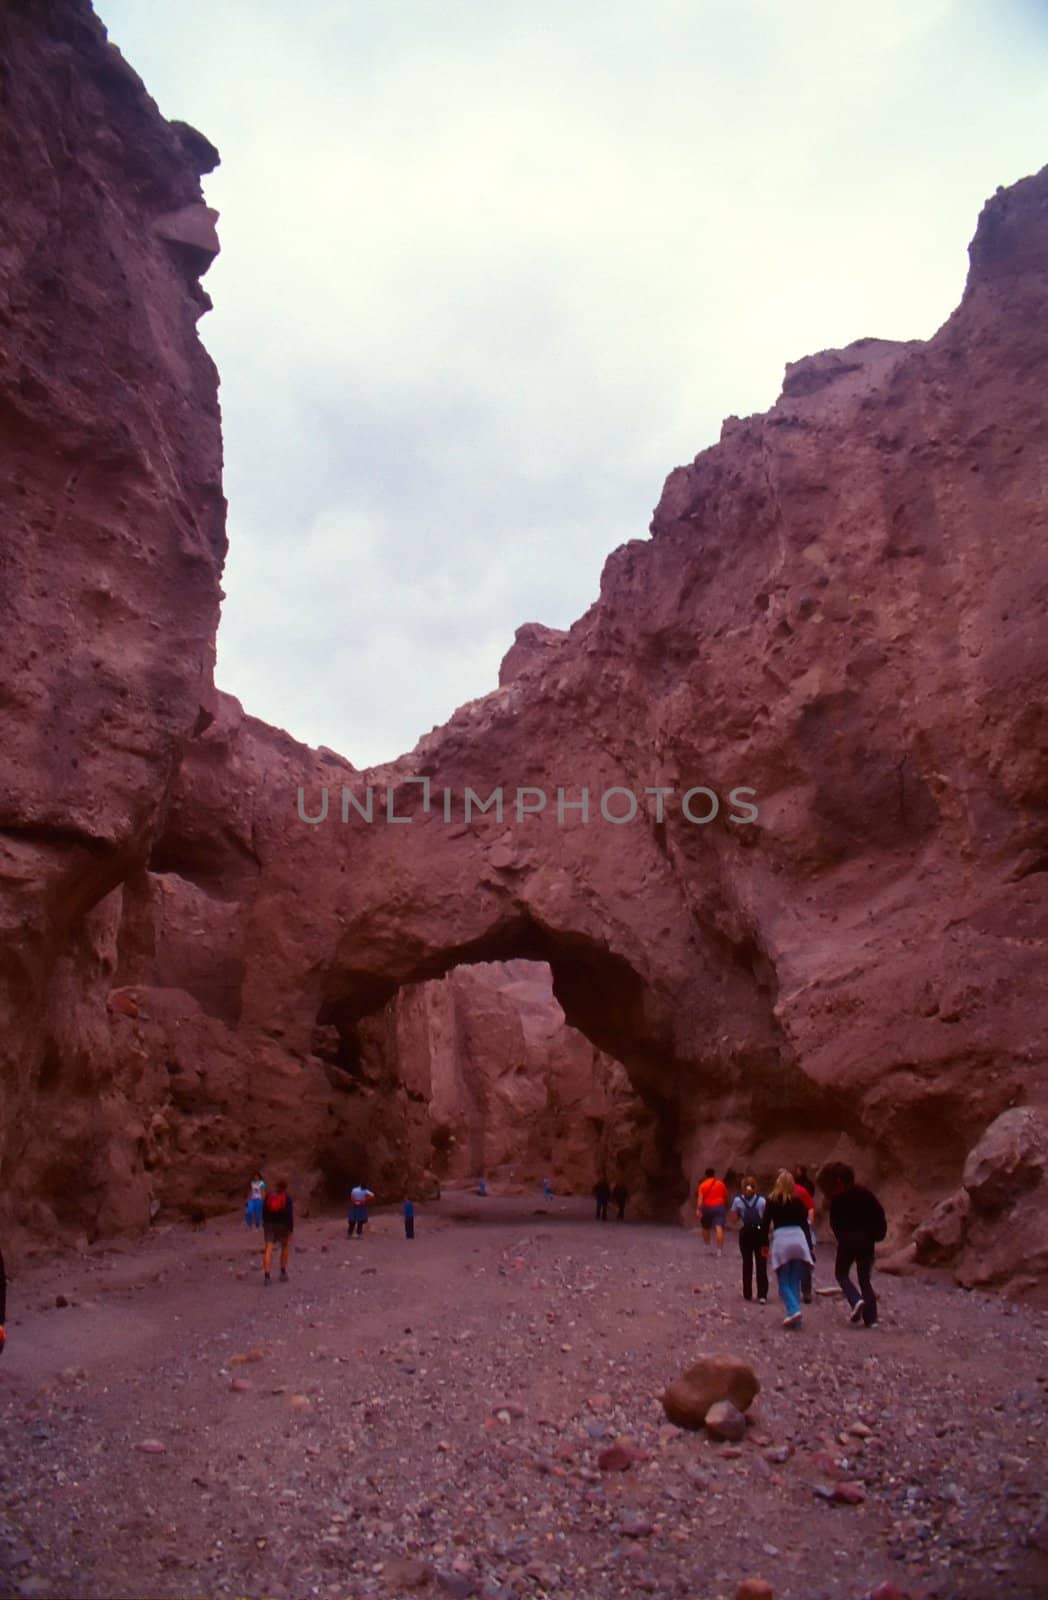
362, 960, 651, 1196
1, 3, 1045, 1291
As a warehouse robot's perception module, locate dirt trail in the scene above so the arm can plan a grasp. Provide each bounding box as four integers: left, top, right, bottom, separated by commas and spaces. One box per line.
0, 1194, 1045, 1600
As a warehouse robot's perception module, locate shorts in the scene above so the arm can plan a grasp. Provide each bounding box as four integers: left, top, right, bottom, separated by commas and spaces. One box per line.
263, 1222, 291, 1245
700, 1205, 727, 1229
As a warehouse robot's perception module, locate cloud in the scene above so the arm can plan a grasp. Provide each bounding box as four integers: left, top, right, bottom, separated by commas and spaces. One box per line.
99, 0, 1048, 765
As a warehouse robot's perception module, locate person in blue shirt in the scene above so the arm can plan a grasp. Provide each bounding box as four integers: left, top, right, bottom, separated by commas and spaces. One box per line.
403, 1198, 415, 1240
730, 1175, 769, 1304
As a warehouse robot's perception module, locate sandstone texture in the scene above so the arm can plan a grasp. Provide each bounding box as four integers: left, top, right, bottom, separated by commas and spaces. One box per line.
0, 1, 224, 1238
913, 1106, 1048, 1291
1, 3, 1046, 1294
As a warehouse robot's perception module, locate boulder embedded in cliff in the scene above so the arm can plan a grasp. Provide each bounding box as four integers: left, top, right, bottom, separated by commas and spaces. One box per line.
962, 1107, 1048, 1215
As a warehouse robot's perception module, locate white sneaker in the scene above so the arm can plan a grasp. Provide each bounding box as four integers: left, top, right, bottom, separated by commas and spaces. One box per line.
782, 1312, 802, 1328
849, 1299, 866, 1324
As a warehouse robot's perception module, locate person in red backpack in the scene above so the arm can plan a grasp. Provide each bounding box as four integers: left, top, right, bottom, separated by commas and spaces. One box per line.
262, 1179, 294, 1285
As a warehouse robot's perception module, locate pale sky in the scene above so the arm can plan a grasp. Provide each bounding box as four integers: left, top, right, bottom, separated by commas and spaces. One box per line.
99, 0, 1047, 767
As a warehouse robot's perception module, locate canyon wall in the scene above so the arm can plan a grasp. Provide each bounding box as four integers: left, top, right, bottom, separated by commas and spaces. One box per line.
1, 2, 1046, 1291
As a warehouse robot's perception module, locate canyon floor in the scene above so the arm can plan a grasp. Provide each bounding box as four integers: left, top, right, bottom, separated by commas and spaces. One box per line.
0, 1193, 1045, 1600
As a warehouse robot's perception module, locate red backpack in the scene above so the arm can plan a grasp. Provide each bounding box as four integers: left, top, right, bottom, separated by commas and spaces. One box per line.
264, 1190, 288, 1216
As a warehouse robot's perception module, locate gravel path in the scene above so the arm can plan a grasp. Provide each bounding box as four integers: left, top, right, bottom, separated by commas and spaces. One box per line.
0, 1194, 1045, 1600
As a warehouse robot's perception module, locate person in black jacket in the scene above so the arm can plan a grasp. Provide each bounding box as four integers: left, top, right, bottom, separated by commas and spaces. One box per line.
593, 1179, 611, 1221
818, 1161, 886, 1328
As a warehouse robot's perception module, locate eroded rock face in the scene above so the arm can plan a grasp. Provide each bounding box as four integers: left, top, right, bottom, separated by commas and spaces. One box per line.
1, 3, 1046, 1285
0, 2, 224, 1239
914, 1108, 1048, 1292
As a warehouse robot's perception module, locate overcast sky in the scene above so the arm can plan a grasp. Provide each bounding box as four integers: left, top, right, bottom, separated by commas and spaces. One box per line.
100, 0, 1047, 768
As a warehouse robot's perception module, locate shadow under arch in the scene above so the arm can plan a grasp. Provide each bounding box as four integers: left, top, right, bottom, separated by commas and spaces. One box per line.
313, 913, 689, 1216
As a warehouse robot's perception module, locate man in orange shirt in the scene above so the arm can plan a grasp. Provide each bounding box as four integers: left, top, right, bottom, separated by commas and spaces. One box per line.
697, 1167, 729, 1255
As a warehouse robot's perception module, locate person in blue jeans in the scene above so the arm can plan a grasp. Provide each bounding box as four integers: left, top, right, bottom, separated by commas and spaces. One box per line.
244, 1171, 265, 1229
403, 1198, 415, 1240
348, 1182, 375, 1237
764, 1170, 814, 1328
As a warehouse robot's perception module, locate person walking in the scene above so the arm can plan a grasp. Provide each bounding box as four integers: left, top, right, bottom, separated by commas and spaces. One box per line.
696, 1168, 729, 1255
261, 1179, 294, 1285
764, 1170, 814, 1328
348, 1182, 375, 1238
818, 1161, 886, 1328
542, 1177, 554, 1201
730, 1175, 769, 1303
593, 1179, 610, 1221
792, 1166, 816, 1304
403, 1197, 415, 1240
612, 1182, 628, 1221
244, 1171, 266, 1230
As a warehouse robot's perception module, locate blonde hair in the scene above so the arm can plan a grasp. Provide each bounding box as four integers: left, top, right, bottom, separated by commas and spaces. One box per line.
769, 1169, 795, 1204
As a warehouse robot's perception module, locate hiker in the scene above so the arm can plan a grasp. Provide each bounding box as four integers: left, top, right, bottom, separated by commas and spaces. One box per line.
261, 1179, 294, 1285
348, 1182, 375, 1237
244, 1171, 265, 1229
764, 1169, 815, 1328
0, 1249, 6, 1356
696, 1167, 729, 1254
730, 1174, 769, 1303
612, 1182, 628, 1221
542, 1177, 554, 1201
818, 1161, 887, 1328
792, 1166, 817, 1305
403, 1197, 415, 1240
476, 1177, 488, 1197
593, 1178, 610, 1221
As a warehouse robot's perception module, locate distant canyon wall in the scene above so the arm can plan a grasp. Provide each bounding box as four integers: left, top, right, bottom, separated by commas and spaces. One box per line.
1, 1, 1046, 1293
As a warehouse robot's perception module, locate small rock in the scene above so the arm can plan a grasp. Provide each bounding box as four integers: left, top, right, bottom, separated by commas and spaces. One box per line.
137, 1439, 166, 1454
833, 1481, 867, 1505
598, 1441, 633, 1472
55, 1295, 69, 1309
436, 1572, 478, 1597
705, 1400, 747, 1442
230, 1378, 253, 1393
618, 1515, 654, 1538
736, 1581, 774, 1600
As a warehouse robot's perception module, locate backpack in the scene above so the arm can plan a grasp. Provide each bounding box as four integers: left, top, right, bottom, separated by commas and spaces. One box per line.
739, 1196, 764, 1233
264, 1190, 288, 1216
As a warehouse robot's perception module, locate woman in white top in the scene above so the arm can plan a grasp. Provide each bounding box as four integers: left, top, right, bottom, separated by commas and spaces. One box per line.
764, 1170, 814, 1329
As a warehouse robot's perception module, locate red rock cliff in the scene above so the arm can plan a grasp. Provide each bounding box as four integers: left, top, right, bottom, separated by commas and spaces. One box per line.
2, 4, 1046, 1290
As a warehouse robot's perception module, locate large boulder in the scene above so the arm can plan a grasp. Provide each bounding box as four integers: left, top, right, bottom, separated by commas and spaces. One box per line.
913, 1108, 1048, 1296
962, 1107, 1048, 1215
661, 1355, 760, 1429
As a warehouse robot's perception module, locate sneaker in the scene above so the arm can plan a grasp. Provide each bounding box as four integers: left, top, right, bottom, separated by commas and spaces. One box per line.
802, 1295, 813, 1305
782, 1312, 802, 1328
849, 1298, 866, 1324
865, 1319, 880, 1329
279, 1269, 288, 1282
264, 1273, 271, 1286
758, 1297, 767, 1305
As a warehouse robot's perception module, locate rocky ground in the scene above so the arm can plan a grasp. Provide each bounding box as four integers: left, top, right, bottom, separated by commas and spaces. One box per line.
0, 1192, 1045, 1600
